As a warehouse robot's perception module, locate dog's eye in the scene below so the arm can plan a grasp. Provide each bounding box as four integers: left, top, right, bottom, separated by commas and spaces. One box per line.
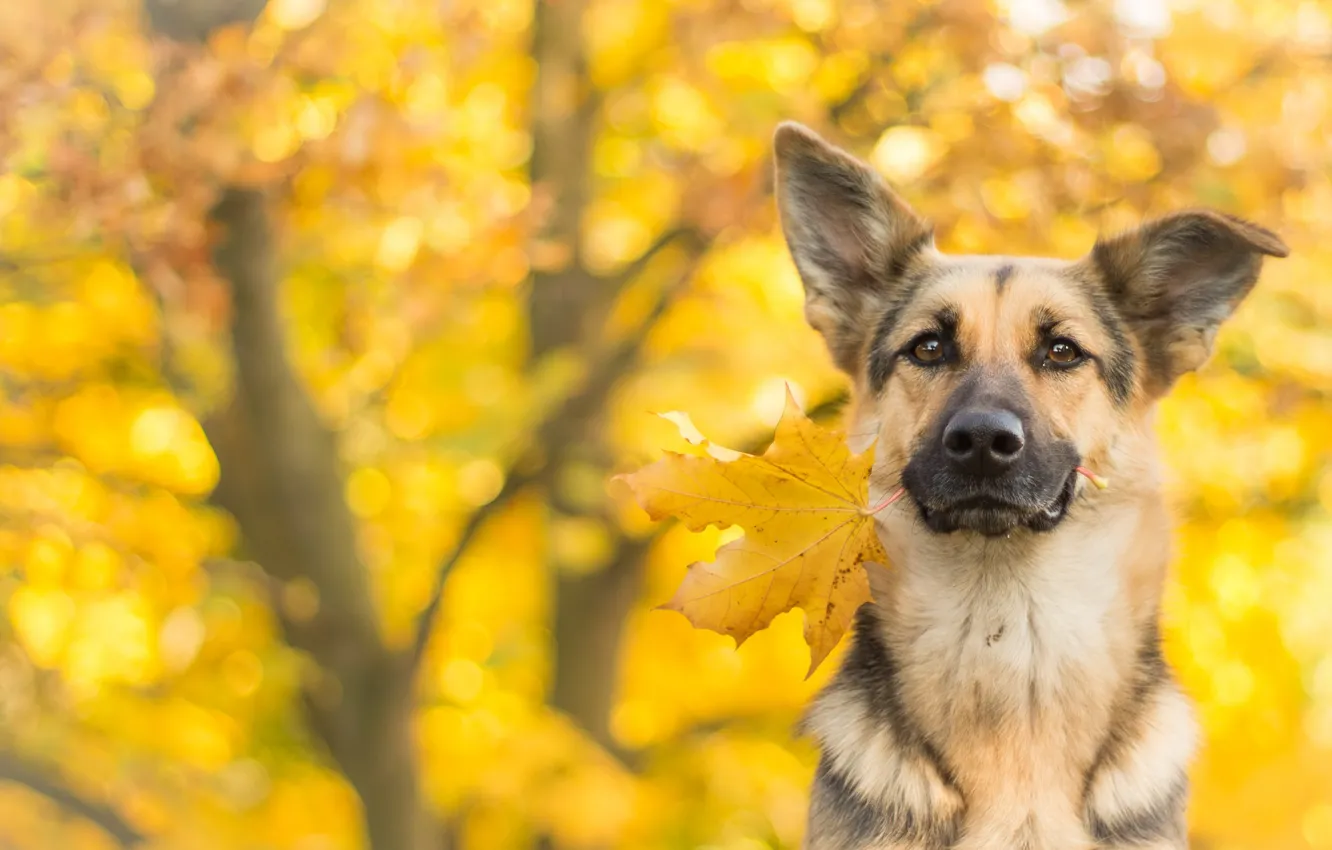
910, 334, 947, 365
1046, 338, 1084, 367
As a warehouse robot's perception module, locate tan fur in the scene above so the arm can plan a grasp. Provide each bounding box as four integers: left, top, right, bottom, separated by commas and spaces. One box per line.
809, 260, 1191, 849
773, 124, 1287, 850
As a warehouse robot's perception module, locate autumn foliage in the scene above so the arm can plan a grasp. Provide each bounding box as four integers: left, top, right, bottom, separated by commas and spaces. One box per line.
617, 393, 886, 675
0, 0, 1331, 849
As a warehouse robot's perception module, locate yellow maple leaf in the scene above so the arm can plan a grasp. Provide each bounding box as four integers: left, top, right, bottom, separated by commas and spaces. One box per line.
615, 389, 890, 675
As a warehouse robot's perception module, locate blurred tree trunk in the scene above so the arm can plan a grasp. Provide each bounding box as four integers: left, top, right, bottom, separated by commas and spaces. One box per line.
144, 6, 439, 850
205, 190, 438, 850
526, 0, 652, 756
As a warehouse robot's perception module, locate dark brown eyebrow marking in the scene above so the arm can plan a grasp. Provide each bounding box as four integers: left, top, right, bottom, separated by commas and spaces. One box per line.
868, 303, 959, 393
1029, 302, 1136, 405
1033, 305, 1062, 336
1088, 291, 1136, 405
994, 264, 1015, 291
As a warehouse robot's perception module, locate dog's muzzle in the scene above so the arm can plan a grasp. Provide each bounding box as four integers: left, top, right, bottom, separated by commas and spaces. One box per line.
902, 404, 1081, 537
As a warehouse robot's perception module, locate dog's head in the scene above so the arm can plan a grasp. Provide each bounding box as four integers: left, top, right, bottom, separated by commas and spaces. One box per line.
774, 122, 1288, 537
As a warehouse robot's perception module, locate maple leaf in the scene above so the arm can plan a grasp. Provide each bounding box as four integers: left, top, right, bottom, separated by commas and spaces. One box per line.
615, 389, 893, 675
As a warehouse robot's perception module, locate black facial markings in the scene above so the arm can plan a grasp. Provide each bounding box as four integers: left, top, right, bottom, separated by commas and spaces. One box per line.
899, 307, 961, 370
1029, 312, 1074, 372
1032, 307, 1063, 339
931, 306, 960, 340
1082, 285, 1138, 405
869, 262, 1139, 404
1031, 324, 1088, 374
866, 269, 946, 392
931, 367, 1033, 435
901, 365, 1082, 536
865, 233, 936, 391
868, 307, 908, 393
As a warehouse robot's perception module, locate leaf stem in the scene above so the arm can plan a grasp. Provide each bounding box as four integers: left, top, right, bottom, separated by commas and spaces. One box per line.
1075, 466, 1110, 490
866, 487, 908, 515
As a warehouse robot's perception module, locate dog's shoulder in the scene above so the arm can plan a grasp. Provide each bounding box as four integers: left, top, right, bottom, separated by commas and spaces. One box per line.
801, 608, 964, 849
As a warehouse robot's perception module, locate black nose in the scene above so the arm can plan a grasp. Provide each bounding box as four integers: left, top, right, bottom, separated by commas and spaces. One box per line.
942, 408, 1026, 476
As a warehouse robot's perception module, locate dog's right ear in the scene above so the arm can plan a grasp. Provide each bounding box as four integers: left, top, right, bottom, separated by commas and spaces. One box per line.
774, 122, 932, 375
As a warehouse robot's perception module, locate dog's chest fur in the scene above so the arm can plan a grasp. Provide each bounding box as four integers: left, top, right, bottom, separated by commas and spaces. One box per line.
896, 512, 1128, 782
895, 534, 1124, 846
803, 504, 1192, 850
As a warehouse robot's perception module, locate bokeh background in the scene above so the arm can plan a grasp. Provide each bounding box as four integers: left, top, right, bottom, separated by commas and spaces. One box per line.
0, 0, 1329, 847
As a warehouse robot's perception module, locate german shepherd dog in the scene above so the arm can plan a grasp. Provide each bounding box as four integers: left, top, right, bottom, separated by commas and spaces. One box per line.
772, 122, 1288, 850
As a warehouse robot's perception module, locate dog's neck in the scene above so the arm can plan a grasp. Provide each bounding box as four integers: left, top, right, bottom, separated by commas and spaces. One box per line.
831, 418, 1180, 843
864, 413, 1173, 651
850, 399, 1173, 654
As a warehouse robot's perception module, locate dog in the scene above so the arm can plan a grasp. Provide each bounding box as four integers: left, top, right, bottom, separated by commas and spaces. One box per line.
772, 121, 1288, 850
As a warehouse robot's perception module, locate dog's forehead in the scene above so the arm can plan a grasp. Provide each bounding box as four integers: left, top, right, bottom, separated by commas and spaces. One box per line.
906, 253, 1092, 323
919, 253, 1072, 294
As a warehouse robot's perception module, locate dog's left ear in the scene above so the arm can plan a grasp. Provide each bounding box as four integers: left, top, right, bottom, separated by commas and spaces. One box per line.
1086, 210, 1289, 394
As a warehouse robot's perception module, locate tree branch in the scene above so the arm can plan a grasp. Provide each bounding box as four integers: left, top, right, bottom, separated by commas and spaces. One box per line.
513, 0, 852, 787
0, 754, 143, 847
0, 251, 88, 273
407, 469, 534, 667
408, 237, 701, 670
594, 227, 701, 299
142, 0, 267, 41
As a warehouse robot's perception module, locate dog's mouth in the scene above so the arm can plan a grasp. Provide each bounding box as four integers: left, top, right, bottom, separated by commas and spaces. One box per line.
913, 470, 1077, 537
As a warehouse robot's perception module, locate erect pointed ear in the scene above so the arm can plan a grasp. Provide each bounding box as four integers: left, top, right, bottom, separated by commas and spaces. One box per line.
773, 122, 932, 376
1085, 210, 1289, 395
